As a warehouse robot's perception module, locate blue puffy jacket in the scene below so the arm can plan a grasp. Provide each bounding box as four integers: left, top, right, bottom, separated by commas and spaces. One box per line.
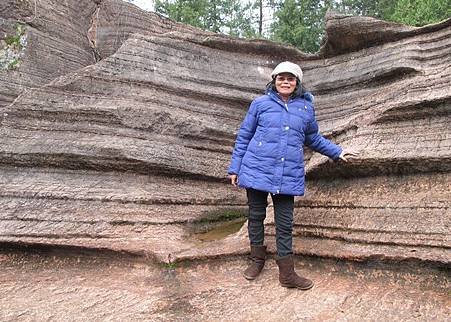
228, 89, 342, 196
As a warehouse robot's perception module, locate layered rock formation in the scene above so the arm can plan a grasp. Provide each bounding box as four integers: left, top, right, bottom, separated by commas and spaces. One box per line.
0, 0, 97, 106
0, 0, 449, 266
0, 0, 203, 107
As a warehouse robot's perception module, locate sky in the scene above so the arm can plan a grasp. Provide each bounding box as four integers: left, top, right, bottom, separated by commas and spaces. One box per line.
128, 0, 154, 11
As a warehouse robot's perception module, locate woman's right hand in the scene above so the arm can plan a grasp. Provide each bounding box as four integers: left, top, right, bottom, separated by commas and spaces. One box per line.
229, 174, 238, 186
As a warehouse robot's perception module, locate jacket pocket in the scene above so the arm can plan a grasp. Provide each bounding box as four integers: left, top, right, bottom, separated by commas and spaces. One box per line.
248, 132, 262, 154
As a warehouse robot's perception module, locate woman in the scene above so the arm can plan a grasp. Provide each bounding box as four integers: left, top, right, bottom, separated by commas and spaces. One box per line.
228, 61, 356, 290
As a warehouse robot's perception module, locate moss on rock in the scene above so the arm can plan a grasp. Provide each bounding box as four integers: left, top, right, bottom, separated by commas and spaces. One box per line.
0, 23, 27, 71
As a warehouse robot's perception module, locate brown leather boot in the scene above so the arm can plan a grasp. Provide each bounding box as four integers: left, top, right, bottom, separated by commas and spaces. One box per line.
243, 245, 267, 280
276, 254, 314, 290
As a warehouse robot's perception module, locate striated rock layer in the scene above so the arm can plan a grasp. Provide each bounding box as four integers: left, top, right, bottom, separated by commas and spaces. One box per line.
0, 0, 450, 265
0, 0, 97, 106
0, 0, 202, 107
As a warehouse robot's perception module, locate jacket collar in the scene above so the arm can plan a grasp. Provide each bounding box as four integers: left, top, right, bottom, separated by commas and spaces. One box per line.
266, 89, 314, 105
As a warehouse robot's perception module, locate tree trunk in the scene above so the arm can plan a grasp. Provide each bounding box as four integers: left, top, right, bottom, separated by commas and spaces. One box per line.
259, 0, 263, 36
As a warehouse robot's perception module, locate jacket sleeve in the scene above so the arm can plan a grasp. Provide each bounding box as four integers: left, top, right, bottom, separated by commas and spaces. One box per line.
304, 106, 342, 160
228, 100, 259, 175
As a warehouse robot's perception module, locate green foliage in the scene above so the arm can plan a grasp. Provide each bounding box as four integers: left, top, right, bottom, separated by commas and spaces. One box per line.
4, 24, 25, 49
335, 0, 397, 18
1, 23, 26, 71
155, 0, 256, 37
269, 0, 450, 53
389, 0, 451, 26
222, 0, 256, 37
163, 261, 177, 270
270, 0, 332, 53
5, 35, 21, 47
336, 0, 451, 25
154, 0, 450, 53
155, 0, 207, 29
7, 58, 20, 69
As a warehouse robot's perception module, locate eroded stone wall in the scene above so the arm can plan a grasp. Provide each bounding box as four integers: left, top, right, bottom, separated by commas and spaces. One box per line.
0, 0, 449, 264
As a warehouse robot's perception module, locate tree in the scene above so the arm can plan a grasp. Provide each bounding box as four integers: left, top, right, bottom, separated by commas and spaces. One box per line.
155, 0, 450, 53
155, 0, 256, 37
389, 0, 451, 26
155, 0, 208, 29
270, 0, 333, 53
334, 0, 450, 25
220, 0, 255, 37
249, 0, 278, 37
336, 0, 396, 19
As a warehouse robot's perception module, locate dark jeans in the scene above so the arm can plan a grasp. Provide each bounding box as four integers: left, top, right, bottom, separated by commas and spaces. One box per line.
246, 188, 294, 257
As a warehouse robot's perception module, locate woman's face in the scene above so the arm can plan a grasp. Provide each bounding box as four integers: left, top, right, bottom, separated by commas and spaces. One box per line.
275, 73, 297, 97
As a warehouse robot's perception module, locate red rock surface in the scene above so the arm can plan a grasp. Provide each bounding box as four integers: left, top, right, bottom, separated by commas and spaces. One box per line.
0, 247, 449, 321
1, 0, 450, 319
0, 0, 449, 289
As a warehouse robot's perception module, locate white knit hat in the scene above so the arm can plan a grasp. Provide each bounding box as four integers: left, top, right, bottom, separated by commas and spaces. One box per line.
271, 61, 303, 82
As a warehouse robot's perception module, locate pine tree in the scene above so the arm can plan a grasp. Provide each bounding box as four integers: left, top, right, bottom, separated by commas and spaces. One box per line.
389, 0, 451, 26
155, 0, 256, 37
270, 0, 331, 53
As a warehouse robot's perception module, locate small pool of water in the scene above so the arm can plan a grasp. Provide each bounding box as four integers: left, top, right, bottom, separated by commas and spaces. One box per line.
192, 217, 246, 242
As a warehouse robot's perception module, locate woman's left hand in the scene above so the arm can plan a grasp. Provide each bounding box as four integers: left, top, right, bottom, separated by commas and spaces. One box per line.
339, 149, 359, 162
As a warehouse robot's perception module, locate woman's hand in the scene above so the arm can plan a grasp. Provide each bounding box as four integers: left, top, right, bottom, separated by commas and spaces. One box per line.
339, 149, 359, 162
229, 174, 238, 186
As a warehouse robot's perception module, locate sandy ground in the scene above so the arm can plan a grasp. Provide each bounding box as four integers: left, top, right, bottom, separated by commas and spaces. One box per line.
0, 245, 449, 321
